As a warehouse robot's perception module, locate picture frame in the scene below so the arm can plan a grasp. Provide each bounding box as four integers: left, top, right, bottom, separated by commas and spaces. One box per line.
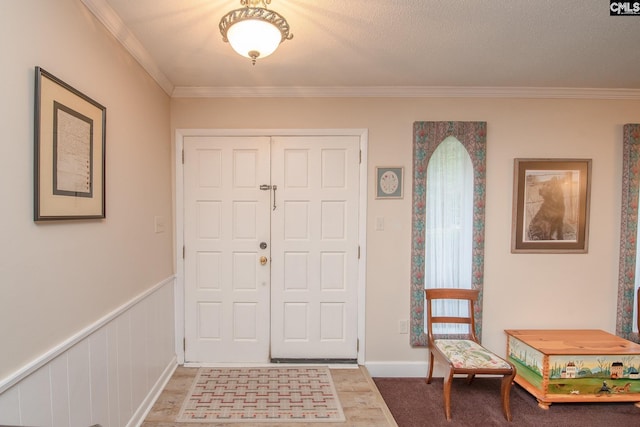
376, 166, 403, 199
511, 158, 591, 253
34, 67, 106, 221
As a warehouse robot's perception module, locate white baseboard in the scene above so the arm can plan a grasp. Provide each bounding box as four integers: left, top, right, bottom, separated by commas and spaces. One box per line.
365, 360, 501, 379
364, 361, 454, 378
365, 361, 430, 378
129, 356, 178, 427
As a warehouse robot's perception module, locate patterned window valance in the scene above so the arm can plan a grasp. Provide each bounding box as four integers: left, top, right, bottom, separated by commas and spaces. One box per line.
410, 121, 487, 346
617, 124, 640, 342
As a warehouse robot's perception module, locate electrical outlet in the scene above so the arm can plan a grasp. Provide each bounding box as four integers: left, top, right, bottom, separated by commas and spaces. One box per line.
398, 319, 409, 334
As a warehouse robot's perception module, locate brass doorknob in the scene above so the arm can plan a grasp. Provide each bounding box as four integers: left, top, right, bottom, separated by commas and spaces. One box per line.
260, 256, 268, 265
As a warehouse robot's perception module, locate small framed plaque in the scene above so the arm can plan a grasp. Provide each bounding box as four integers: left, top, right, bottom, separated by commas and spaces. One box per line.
376, 167, 403, 199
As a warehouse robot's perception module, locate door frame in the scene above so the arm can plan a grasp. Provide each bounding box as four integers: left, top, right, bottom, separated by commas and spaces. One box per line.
174, 128, 368, 365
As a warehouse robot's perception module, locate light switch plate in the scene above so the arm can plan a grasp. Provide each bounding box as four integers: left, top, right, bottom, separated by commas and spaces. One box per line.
154, 216, 166, 233
399, 319, 409, 334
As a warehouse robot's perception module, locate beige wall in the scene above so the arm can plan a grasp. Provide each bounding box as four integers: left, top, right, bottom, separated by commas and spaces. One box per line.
0, 0, 173, 381
172, 97, 640, 365
3, 0, 639, 382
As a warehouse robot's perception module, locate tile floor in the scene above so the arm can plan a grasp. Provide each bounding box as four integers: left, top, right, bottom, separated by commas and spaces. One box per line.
142, 365, 397, 427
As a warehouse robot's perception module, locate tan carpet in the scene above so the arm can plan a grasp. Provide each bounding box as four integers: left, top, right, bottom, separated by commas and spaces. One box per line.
177, 366, 345, 423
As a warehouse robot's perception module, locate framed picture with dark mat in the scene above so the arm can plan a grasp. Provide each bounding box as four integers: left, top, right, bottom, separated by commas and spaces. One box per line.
511, 158, 591, 253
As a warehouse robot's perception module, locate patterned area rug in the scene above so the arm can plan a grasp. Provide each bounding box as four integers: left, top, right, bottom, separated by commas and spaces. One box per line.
177, 366, 345, 423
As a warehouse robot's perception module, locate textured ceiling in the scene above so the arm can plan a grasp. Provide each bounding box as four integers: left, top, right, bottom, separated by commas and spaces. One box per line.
91, 0, 640, 96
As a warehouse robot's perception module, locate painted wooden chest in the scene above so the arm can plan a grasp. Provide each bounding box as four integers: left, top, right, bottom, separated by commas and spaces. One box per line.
505, 329, 640, 408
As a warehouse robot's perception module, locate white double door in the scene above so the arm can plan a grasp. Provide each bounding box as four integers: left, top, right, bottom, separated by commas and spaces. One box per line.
183, 135, 360, 363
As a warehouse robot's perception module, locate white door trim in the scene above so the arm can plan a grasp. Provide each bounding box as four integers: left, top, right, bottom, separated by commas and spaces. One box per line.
174, 128, 368, 365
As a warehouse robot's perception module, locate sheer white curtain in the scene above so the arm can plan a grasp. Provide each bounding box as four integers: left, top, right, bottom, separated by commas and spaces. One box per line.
424, 136, 474, 335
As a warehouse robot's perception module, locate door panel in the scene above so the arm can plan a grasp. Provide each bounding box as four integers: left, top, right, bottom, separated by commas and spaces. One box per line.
183, 134, 360, 363
270, 136, 360, 359
184, 136, 271, 363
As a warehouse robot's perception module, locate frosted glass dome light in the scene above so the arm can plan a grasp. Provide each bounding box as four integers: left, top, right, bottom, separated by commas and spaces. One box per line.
220, 0, 293, 65
227, 19, 282, 60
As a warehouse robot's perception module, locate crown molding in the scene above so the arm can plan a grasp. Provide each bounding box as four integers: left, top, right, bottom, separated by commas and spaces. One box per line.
172, 85, 640, 99
81, 0, 640, 101
80, 0, 174, 95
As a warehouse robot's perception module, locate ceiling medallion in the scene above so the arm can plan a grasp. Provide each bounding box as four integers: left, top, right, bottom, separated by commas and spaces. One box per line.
219, 0, 293, 65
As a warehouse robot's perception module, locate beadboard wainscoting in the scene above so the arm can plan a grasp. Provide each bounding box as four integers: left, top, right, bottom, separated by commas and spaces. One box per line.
0, 277, 177, 427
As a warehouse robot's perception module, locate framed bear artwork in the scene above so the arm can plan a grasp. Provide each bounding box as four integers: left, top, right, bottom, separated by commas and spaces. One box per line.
511, 158, 592, 253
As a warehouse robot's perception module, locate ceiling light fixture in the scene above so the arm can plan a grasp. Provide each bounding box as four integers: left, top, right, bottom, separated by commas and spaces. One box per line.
219, 0, 293, 65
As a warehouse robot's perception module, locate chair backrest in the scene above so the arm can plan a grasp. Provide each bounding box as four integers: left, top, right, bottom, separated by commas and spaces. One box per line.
425, 288, 479, 343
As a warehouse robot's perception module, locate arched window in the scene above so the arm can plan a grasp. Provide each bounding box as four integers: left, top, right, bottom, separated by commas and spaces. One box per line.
617, 124, 640, 342
424, 137, 474, 335
410, 122, 487, 346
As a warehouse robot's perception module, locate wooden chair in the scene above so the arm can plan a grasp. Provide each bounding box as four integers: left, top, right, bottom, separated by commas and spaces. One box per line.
425, 288, 516, 421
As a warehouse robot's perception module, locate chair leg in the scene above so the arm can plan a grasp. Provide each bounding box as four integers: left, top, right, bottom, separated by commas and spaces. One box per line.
500, 371, 516, 422
443, 369, 454, 421
426, 351, 435, 384
466, 373, 475, 384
